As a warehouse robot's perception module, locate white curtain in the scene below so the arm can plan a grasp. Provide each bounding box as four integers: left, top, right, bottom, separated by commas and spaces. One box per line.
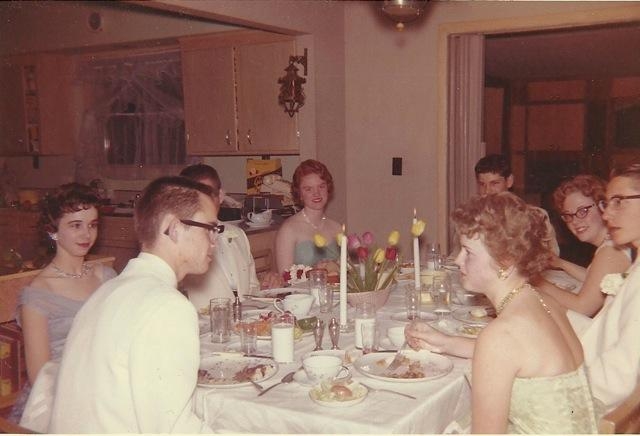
447, 33, 485, 248
74, 51, 184, 182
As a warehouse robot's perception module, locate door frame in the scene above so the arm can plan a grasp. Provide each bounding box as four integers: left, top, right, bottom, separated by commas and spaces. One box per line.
436, 5, 640, 252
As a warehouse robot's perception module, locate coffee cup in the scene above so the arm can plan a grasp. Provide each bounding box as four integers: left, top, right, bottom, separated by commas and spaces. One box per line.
247, 209, 272, 224
274, 294, 314, 318
302, 355, 349, 385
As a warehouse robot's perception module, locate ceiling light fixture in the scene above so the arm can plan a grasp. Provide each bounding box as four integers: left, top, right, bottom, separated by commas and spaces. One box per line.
381, 0, 428, 31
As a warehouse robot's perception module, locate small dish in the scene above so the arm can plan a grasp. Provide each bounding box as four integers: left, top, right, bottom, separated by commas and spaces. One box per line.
309, 380, 368, 407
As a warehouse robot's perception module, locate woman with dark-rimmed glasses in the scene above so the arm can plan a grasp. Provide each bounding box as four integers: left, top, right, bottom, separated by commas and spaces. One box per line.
534, 175, 631, 316
573, 162, 640, 413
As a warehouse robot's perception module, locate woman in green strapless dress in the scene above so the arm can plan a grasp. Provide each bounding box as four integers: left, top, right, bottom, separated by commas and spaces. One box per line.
406, 192, 598, 433
275, 160, 342, 273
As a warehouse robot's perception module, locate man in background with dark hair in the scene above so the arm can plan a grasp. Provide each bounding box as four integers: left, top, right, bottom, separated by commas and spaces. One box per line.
50, 176, 217, 433
474, 154, 560, 255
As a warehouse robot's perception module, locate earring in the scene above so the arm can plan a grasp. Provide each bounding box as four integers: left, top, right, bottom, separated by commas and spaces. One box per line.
49, 233, 58, 241
497, 267, 508, 280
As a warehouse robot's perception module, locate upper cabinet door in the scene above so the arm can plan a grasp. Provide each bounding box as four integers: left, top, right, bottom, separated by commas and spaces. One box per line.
0, 61, 28, 155
182, 44, 237, 154
236, 40, 299, 154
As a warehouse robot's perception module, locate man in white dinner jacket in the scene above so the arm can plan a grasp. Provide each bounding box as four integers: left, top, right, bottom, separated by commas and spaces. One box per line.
179, 164, 282, 311
49, 176, 217, 433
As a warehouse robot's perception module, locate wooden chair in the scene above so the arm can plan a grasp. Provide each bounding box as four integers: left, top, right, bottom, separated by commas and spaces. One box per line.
599, 384, 640, 433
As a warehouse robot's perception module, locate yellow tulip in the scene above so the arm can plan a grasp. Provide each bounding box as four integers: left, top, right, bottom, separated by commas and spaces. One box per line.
411, 220, 426, 237
387, 230, 400, 246
373, 248, 385, 264
314, 233, 327, 248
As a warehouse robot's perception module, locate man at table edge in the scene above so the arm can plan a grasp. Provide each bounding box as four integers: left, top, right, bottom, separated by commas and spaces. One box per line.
49, 176, 216, 433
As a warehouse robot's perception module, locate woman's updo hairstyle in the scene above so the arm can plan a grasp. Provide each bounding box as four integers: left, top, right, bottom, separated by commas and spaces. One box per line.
40, 183, 101, 234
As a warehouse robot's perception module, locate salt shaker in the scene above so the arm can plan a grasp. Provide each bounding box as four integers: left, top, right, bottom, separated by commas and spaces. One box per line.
313, 319, 325, 351
328, 317, 340, 350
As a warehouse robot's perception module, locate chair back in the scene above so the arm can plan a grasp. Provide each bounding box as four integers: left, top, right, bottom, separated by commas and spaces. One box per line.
599, 384, 640, 433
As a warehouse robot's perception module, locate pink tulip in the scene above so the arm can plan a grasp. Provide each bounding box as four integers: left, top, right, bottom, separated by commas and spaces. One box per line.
357, 246, 369, 261
347, 233, 361, 252
361, 231, 374, 246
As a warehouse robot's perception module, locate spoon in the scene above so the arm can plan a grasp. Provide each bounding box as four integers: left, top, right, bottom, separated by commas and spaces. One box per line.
257, 371, 296, 397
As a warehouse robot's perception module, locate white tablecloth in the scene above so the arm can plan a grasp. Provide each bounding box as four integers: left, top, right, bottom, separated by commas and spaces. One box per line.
194, 285, 472, 434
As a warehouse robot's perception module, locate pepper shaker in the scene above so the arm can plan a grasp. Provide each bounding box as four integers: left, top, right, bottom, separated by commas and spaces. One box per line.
232, 290, 242, 323
328, 317, 340, 350
313, 319, 325, 351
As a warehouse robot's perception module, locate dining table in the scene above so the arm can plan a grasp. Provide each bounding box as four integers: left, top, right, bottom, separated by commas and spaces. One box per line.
193, 280, 474, 434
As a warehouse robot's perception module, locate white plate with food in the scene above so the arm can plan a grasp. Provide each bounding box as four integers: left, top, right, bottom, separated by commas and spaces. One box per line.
390, 311, 438, 322
244, 287, 308, 302
354, 350, 453, 383
429, 319, 485, 339
309, 380, 368, 407
197, 355, 278, 388
452, 306, 494, 325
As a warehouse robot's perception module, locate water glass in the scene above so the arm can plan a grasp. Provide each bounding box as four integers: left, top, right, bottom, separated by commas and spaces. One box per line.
431, 276, 451, 319
209, 298, 231, 343
239, 322, 257, 355
309, 269, 332, 312
354, 302, 376, 349
405, 285, 420, 320
426, 242, 441, 271
271, 313, 295, 363
360, 321, 378, 354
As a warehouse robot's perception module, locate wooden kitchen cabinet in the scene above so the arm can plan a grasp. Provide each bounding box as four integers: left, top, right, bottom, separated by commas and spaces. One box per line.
0, 54, 74, 156
526, 103, 585, 151
0, 209, 40, 261
180, 31, 299, 156
92, 216, 139, 272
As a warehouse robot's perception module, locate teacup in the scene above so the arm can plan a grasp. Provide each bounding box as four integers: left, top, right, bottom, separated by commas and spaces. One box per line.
387, 326, 406, 349
274, 294, 314, 318
302, 355, 349, 385
247, 209, 272, 224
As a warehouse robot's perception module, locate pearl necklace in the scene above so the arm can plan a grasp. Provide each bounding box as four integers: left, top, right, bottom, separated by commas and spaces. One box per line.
51, 262, 92, 279
301, 209, 326, 230
495, 282, 530, 315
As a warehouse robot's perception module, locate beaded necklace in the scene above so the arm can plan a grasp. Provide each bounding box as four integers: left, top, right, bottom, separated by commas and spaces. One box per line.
301, 209, 326, 230
51, 262, 92, 279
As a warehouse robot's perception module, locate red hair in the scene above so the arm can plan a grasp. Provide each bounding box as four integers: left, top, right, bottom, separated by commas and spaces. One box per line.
291, 159, 334, 205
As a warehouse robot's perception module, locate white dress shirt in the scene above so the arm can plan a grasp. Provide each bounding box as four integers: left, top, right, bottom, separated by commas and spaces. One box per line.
49, 253, 212, 433
184, 223, 260, 310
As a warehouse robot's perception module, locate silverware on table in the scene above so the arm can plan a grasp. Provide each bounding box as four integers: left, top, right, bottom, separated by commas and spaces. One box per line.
245, 377, 264, 392
257, 371, 296, 397
328, 317, 340, 350
313, 319, 325, 351
382, 342, 408, 377
359, 382, 416, 400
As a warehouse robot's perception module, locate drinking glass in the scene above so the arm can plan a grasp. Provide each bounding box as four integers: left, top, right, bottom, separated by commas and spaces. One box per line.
426, 242, 441, 271
309, 269, 332, 312
239, 322, 257, 355
431, 276, 451, 319
405, 285, 420, 320
271, 313, 295, 363
361, 322, 378, 355
354, 302, 376, 349
209, 298, 231, 343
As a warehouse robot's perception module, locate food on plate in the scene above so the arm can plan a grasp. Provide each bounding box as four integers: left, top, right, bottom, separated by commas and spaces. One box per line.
386, 355, 426, 379
296, 316, 318, 331
311, 380, 364, 402
198, 362, 275, 385
470, 307, 488, 318
458, 324, 484, 336
239, 311, 304, 339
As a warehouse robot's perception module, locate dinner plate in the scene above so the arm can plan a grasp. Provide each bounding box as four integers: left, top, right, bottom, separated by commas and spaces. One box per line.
245, 220, 274, 228
197, 355, 278, 388
354, 350, 453, 383
429, 319, 485, 339
245, 287, 308, 302
390, 311, 437, 322
452, 306, 493, 325
309, 381, 368, 407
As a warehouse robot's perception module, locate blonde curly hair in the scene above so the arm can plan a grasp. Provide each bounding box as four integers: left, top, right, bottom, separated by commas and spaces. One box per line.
452, 192, 552, 277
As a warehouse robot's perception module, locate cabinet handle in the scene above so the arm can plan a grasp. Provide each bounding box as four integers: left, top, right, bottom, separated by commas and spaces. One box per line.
246, 129, 252, 145
225, 130, 231, 145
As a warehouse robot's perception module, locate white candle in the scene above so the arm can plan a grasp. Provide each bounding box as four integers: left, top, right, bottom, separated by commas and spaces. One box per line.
413, 209, 421, 290
339, 225, 348, 327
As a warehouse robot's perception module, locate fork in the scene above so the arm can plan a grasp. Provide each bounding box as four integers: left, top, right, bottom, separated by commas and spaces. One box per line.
381, 342, 409, 377
359, 382, 416, 400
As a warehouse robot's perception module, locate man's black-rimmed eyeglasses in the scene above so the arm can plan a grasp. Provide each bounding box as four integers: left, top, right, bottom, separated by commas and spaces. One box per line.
597, 194, 640, 212
180, 219, 225, 235
559, 204, 595, 223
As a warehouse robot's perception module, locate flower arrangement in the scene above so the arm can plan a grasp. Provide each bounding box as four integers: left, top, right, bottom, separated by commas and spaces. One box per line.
600, 272, 628, 296
333, 230, 400, 293
282, 264, 313, 285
